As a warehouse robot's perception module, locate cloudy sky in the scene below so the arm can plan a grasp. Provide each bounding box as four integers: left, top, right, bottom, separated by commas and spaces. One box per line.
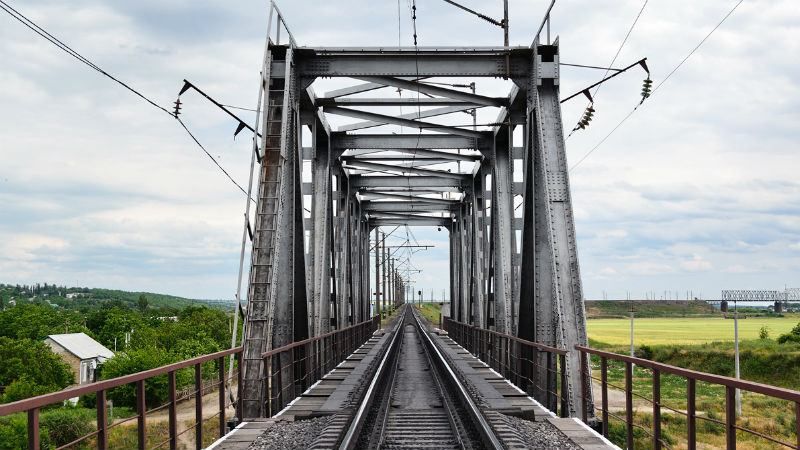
0, 0, 797, 300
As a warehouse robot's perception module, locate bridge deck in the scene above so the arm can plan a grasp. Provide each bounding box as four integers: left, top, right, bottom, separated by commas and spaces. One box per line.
208, 325, 617, 449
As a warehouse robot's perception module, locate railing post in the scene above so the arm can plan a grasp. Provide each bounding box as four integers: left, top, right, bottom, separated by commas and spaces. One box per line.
136, 380, 147, 450
725, 385, 736, 450
625, 361, 633, 450
687, 378, 696, 450
580, 350, 588, 423
653, 368, 661, 450
795, 401, 800, 450
601, 357, 608, 436
195, 363, 203, 450
546, 351, 553, 411
97, 389, 108, 450
218, 356, 226, 438
27, 408, 39, 450
236, 352, 243, 421
168, 370, 177, 450
559, 353, 568, 418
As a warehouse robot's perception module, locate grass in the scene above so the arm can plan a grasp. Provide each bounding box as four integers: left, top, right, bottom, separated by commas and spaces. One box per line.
587, 315, 799, 346
583, 315, 800, 449
414, 302, 442, 325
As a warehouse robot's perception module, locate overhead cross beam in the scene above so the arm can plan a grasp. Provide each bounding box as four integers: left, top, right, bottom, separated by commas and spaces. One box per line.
343, 160, 464, 179
325, 106, 482, 137
354, 76, 508, 107
317, 97, 482, 107
336, 105, 479, 132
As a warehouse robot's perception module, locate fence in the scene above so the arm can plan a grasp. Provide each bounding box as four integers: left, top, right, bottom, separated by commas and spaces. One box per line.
262, 315, 381, 416
0, 347, 243, 450
576, 345, 800, 450
442, 317, 570, 417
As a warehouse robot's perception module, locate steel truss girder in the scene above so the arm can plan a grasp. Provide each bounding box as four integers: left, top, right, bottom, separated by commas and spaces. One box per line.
293, 47, 533, 77
346, 148, 481, 162
363, 201, 458, 212
332, 133, 483, 150
359, 191, 460, 204
317, 97, 483, 107
334, 105, 479, 133
343, 160, 465, 179
369, 217, 450, 227
350, 175, 468, 188
354, 77, 508, 108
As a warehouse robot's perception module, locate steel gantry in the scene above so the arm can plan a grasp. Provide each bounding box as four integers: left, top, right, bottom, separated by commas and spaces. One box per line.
238, 5, 593, 419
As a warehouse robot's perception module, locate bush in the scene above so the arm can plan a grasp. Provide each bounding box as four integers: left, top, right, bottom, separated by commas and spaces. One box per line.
635, 344, 654, 360
0, 414, 41, 450
777, 322, 800, 344
99, 347, 191, 408
40, 407, 95, 448
759, 325, 770, 340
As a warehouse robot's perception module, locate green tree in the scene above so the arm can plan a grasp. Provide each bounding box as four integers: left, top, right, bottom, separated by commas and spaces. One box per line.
0, 337, 73, 403
99, 347, 189, 408
137, 294, 148, 312
0, 304, 89, 341
777, 322, 800, 344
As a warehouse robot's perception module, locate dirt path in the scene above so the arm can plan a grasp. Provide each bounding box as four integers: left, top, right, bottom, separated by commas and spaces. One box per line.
114, 384, 238, 448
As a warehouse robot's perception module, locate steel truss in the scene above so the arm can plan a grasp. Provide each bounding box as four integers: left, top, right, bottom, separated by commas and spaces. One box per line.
240, 10, 592, 420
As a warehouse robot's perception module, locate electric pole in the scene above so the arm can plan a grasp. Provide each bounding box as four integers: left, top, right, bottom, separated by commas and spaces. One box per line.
374, 228, 380, 318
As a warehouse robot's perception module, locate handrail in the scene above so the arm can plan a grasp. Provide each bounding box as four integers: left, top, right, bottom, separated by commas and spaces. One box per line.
576, 345, 800, 449
0, 346, 242, 416
443, 317, 566, 355
261, 316, 380, 358
576, 345, 800, 402
442, 316, 570, 417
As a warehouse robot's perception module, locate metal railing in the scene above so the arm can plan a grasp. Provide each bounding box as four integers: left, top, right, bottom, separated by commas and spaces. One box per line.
576, 345, 800, 450
261, 315, 381, 416
442, 317, 570, 417
0, 347, 243, 450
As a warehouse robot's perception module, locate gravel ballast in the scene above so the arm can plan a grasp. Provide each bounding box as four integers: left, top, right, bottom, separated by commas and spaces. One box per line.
247, 416, 333, 450
502, 413, 582, 449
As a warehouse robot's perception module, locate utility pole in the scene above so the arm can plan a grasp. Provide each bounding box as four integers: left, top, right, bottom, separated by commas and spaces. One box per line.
374, 228, 380, 318
382, 232, 387, 319
389, 258, 395, 311
734, 300, 741, 415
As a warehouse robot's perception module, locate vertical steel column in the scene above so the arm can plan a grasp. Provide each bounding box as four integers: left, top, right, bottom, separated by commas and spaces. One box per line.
381, 232, 387, 318
530, 41, 592, 418
309, 126, 332, 336
490, 128, 515, 335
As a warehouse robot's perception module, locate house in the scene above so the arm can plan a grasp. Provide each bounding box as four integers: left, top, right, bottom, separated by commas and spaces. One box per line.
44, 333, 114, 385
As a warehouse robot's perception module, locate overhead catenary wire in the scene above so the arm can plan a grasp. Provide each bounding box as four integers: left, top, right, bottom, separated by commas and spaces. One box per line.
0, 0, 253, 199
569, 0, 745, 171
567, 0, 649, 138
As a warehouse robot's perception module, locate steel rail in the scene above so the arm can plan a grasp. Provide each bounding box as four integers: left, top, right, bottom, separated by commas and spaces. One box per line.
412, 308, 504, 450
339, 307, 406, 449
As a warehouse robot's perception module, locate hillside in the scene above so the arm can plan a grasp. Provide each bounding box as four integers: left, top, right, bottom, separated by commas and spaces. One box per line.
0, 283, 234, 311
585, 300, 717, 318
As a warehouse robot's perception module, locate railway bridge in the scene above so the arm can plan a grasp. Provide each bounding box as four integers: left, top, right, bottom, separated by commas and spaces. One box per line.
7, 2, 800, 450
235, 2, 592, 424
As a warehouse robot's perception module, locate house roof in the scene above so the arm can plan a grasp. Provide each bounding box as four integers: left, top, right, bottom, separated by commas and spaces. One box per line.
46, 333, 114, 360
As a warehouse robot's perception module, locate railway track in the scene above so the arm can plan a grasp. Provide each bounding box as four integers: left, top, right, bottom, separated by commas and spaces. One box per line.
339, 306, 503, 450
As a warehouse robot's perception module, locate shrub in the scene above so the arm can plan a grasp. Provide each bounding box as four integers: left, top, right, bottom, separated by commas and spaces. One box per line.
40, 407, 95, 448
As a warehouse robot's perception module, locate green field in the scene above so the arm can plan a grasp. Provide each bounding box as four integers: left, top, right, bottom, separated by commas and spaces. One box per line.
587, 315, 799, 346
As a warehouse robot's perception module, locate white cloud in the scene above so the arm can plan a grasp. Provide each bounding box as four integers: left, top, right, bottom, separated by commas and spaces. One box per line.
680, 255, 713, 272
0, 0, 798, 300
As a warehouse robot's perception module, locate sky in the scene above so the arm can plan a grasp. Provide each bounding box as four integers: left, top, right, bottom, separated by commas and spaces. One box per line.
0, 0, 797, 301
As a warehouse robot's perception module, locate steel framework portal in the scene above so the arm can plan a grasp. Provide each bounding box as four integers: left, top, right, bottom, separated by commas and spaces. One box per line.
239, 8, 593, 420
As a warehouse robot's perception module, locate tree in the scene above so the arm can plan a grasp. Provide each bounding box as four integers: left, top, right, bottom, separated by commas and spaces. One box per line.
777, 322, 800, 344
99, 347, 189, 408
0, 304, 90, 341
137, 294, 148, 312
0, 337, 73, 403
